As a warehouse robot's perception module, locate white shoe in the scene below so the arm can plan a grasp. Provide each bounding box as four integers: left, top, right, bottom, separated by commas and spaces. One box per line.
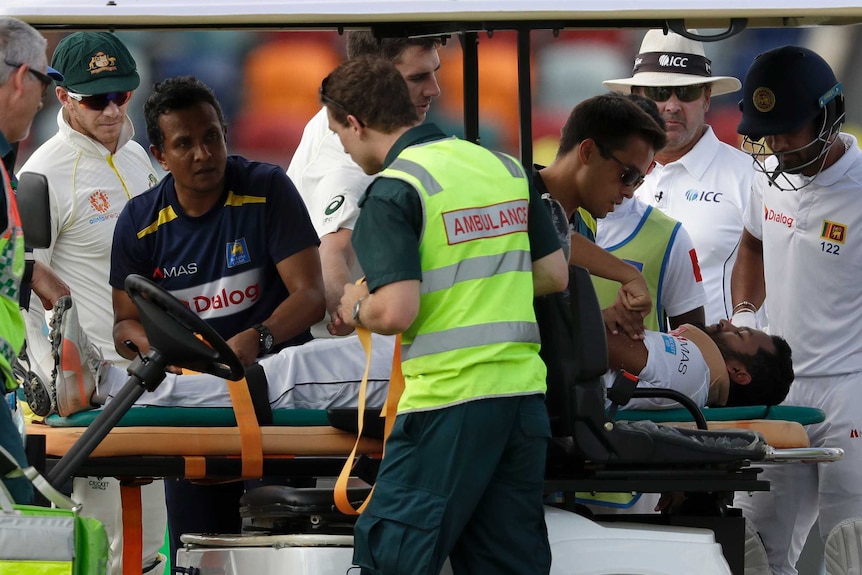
50, 296, 103, 417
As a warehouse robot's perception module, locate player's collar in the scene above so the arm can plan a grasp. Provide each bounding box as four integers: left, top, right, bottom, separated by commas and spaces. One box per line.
664, 125, 720, 181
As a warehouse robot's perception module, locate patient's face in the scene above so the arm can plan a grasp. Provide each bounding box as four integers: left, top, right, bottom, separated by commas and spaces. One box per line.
705, 320, 775, 357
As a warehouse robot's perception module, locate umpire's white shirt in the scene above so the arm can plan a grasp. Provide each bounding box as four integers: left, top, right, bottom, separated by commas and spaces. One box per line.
635, 126, 753, 324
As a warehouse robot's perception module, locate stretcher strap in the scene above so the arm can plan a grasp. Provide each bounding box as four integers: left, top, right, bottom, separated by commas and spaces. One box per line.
181, 368, 264, 480
384, 336, 404, 439
184, 456, 207, 479
120, 483, 143, 575
334, 328, 404, 515
225, 376, 264, 479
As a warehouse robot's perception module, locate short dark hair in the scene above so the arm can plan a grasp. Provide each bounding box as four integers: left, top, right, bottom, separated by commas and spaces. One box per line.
320, 56, 418, 133
557, 93, 667, 158
346, 31, 441, 63
725, 335, 794, 407
145, 76, 226, 151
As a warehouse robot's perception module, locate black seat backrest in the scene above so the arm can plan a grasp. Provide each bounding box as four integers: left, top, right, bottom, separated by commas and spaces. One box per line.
539, 265, 767, 466
536, 265, 608, 437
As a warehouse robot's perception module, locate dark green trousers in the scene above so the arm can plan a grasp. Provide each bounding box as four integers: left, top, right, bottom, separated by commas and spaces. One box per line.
353, 394, 551, 575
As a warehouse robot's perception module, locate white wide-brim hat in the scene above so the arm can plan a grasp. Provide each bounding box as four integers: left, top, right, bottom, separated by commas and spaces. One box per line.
603, 29, 742, 96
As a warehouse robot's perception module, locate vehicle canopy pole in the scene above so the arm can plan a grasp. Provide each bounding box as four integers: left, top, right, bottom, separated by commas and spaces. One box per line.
517, 28, 533, 169
461, 31, 480, 144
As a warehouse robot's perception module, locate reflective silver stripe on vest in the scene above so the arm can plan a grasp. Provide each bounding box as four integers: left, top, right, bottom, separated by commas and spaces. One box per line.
402, 321, 540, 361
388, 158, 444, 196
0, 337, 18, 390
421, 250, 531, 295
0, 231, 20, 300
491, 151, 526, 179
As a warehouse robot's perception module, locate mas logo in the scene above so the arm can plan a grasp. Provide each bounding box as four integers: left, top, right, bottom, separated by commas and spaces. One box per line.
89, 190, 110, 213
821, 220, 847, 244
226, 238, 251, 268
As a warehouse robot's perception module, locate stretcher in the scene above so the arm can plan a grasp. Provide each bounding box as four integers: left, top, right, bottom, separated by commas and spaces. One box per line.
27, 409, 384, 481
24, 271, 843, 575
25, 402, 828, 575
27, 403, 820, 471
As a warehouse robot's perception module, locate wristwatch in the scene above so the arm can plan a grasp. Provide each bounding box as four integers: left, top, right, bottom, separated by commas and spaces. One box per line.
253, 323, 275, 355
352, 296, 367, 327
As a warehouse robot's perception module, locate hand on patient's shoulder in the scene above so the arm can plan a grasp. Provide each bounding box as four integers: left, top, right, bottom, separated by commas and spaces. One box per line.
602, 303, 646, 341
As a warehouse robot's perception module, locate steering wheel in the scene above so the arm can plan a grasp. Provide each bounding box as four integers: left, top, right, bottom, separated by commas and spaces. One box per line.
125, 274, 245, 381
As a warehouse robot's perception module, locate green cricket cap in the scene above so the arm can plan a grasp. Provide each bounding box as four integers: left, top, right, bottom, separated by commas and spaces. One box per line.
51, 32, 139, 95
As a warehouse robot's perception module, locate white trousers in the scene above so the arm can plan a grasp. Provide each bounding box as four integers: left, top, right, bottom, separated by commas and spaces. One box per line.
734, 373, 862, 575
99, 333, 394, 409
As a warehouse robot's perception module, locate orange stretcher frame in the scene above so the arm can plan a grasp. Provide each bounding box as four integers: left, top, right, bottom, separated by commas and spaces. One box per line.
25, 416, 808, 575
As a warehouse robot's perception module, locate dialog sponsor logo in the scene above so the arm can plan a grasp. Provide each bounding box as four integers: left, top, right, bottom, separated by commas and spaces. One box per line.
443, 199, 528, 245
170, 269, 261, 319
187, 285, 259, 314
763, 205, 794, 228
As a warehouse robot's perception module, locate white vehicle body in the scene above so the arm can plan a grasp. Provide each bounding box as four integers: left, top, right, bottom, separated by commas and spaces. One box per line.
176, 506, 732, 575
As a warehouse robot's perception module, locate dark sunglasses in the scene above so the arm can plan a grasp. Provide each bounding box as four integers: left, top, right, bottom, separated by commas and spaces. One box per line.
4, 60, 52, 95
319, 77, 365, 127
598, 145, 646, 188
638, 84, 707, 103
66, 90, 133, 110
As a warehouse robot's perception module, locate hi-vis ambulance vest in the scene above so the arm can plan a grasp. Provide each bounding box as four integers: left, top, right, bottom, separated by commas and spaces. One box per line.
0, 164, 26, 392
592, 205, 680, 332
379, 137, 546, 413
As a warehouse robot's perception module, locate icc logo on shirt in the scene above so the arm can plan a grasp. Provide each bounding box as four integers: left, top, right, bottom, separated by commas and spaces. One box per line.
685, 189, 723, 203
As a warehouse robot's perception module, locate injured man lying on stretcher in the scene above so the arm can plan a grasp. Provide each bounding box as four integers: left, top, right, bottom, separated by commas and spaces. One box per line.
606, 320, 794, 410
25, 297, 793, 417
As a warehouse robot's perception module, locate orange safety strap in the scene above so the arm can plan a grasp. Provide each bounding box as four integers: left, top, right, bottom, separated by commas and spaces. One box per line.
225, 376, 264, 479
182, 368, 263, 480
183, 456, 207, 479
119, 483, 143, 575
334, 328, 404, 515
